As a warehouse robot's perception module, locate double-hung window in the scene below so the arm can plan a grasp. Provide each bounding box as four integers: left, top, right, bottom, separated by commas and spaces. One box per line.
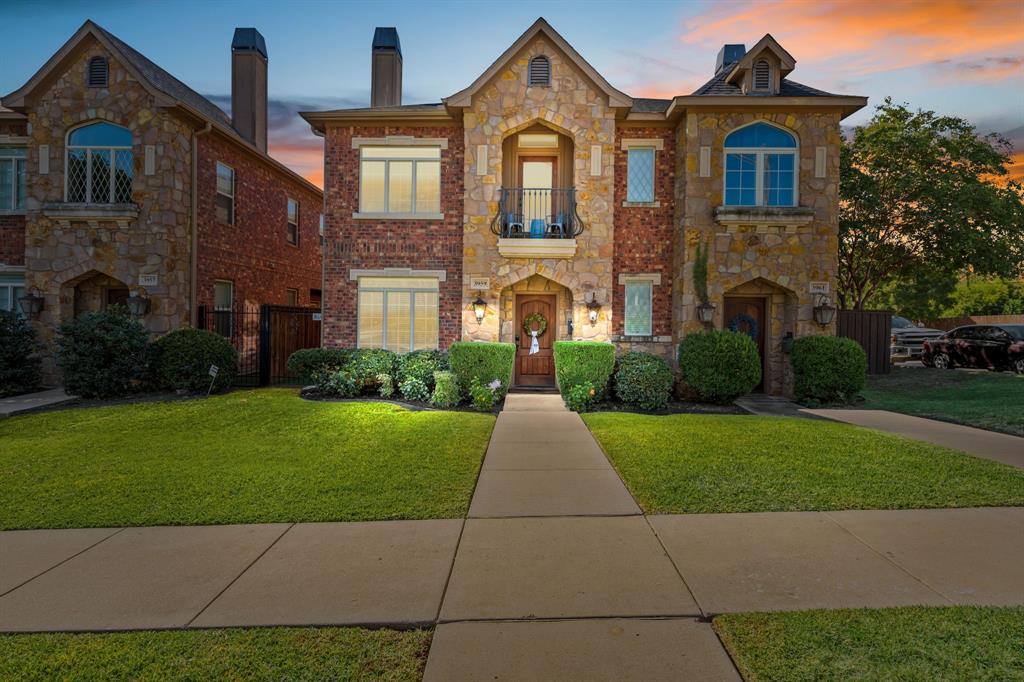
724, 122, 797, 207
357, 277, 439, 352
0, 147, 27, 211
212, 280, 233, 337
0, 275, 26, 316
66, 122, 133, 203
359, 146, 441, 216
286, 198, 299, 245
626, 147, 655, 203
216, 162, 235, 224
623, 279, 654, 336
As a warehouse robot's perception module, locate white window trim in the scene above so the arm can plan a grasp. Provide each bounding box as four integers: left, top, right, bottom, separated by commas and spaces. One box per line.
722, 122, 800, 208
213, 280, 234, 311
355, 145, 443, 219
216, 162, 235, 225
286, 288, 299, 305
356, 277, 440, 352
349, 267, 447, 282
0, 278, 27, 316
0, 147, 27, 214
64, 124, 133, 204
286, 197, 299, 246
622, 277, 654, 337
625, 146, 657, 205
351, 137, 449, 149
620, 138, 665, 151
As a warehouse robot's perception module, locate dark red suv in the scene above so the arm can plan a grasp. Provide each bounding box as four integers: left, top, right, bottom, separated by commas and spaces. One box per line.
922, 324, 1024, 373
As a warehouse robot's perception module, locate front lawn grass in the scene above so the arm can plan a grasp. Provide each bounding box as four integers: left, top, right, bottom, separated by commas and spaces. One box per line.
0, 389, 494, 529
860, 367, 1024, 436
582, 413, 1024, 513
0, 626, 430, 682
714, 606, 1024, 682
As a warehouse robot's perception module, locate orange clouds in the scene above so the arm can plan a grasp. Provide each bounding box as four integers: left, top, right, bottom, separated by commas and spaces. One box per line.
269, 141, 324, 189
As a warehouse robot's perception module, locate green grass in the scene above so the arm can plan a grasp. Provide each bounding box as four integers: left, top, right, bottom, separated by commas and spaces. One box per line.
0, 627, 430, 682
714, 606, 1024, 682
582, 413, 1024, 513
860, 367, 1024, 437
0, 389, 494, 529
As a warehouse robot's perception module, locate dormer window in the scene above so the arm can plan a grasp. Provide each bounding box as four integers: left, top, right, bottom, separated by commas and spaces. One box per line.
752, 59, 771, 92
87, 57, 108, 87
528, 55, 551, 86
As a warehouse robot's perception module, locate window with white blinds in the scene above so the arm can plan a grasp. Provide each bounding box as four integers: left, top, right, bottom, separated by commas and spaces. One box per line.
357, 277, 439, 352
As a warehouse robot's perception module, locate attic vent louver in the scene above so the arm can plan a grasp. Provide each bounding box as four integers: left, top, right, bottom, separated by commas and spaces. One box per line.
528, 55, 550, 86
87, 56, 108, 87
753, 59, 771, 91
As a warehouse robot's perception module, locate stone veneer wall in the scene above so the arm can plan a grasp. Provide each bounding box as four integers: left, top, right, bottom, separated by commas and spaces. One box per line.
320, 124, 464, 349
461, 36, 616, 343
675, 110, 842, 395
498, 274, 573, 343
612, 126, 675, 359
23, 40, 193, 378
195, 133, 323, 312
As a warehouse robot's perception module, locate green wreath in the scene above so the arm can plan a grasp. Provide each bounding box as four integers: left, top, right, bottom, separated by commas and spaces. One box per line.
522, 312, 548, 338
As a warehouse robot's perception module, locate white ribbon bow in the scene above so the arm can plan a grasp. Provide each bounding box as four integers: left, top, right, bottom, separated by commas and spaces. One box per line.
529, 330, 540, 355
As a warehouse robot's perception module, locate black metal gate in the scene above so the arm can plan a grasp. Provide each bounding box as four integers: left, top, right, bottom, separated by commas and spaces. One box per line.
197, 304, 322, 386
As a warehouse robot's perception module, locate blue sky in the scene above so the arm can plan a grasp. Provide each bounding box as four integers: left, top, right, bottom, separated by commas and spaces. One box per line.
2, 0, 1022, 184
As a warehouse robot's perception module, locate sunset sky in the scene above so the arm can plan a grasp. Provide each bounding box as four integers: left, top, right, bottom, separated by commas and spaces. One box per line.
2, 0, 1022, 187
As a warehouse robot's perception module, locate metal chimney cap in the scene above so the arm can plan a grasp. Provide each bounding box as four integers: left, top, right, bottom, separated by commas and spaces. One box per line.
372, 27, 401, 55
232, 28, 268, 59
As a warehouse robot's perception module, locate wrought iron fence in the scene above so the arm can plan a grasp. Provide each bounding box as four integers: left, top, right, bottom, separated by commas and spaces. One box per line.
490, 188, 584, 239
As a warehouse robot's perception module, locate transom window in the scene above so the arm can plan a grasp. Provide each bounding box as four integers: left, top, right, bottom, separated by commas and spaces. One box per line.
359, 146, 441, 216
724, 122, 796, 207
0, 147, 27, 211
286, 198, 299, 245
623, 279, 653, 336
528, 55, 551, 86
626, 148, 655, 203
357, 276, 439, 352
216, 162, 235, 224
66, 122, 133, 204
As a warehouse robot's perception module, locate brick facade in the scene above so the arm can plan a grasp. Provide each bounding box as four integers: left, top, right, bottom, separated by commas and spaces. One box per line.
0, 215, 25, 267
320, 125, 464, 348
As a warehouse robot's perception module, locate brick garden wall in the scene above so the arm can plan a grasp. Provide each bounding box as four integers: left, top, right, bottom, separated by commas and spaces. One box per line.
321, 124, 464, 349
196, 132, 323, 312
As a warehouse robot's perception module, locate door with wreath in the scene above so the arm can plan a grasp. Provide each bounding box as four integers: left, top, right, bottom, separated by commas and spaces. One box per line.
515, 294, 556, 386
723, 296, 766, 391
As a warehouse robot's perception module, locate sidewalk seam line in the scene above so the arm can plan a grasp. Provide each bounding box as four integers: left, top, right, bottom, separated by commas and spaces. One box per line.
184, 522, 295, 627
0, 527, 125, 599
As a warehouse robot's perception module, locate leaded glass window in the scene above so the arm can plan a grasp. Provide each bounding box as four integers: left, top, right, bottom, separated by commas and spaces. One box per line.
626, 147, 655, 203
624, 280, 653, 336
65, 122, 133, 203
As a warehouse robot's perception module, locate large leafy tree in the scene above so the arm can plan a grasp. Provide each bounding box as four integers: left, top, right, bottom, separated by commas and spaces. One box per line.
838, 99, 1024, 310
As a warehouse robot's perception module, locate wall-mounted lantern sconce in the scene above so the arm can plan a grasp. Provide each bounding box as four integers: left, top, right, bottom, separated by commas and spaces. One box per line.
696, 301, 716, 324
813, 294, 836, 326
566, 313, 574, 337
781, 331, 795, 354
472, 297, 487, 324
585, 296, 601, 325
126, 291, 151, 317
17, 289, 44, 318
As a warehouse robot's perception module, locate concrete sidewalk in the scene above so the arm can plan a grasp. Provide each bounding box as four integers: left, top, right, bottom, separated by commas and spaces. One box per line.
0, 388, 74, 418
806, 408, 1024, 468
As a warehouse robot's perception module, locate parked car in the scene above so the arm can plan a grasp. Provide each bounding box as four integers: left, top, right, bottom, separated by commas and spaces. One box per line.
922, 324, 1024, 373
890, 316, 944, 361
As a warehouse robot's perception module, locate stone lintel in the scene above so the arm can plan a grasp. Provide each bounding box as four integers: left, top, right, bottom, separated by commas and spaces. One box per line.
713, 205, 814, 228
497, 238, 577, 260
42, 203, 140, 229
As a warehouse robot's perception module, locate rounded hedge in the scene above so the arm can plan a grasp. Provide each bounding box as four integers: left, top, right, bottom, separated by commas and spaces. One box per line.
56, 306, 151, 399
396, 350, 448, 390
0, 310, 41, 397
614, 351, 674, 411
150, 327, 238, 393
553, 341, 616, 397
449, 342, 515, 398
347, 348, 398, 391
286, 348, 352, 383
790, 335, 867, 404
678, 330, 761, 404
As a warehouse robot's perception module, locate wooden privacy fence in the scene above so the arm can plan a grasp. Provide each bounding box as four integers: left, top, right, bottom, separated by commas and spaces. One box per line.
837, 309, 892, 374
920, 314, 1024, 331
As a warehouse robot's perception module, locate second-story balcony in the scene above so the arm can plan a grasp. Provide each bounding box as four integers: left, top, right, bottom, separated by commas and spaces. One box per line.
490, 188, 584, 259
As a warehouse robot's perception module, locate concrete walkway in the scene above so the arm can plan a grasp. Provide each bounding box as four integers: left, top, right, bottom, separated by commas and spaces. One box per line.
0, 388, 74, 417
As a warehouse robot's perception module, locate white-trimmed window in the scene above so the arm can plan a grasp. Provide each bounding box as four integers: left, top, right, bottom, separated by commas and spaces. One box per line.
359, 146, 441, 216
0, 147, 26, 211
212, 279, 234, 337
357, 276, 439, 352
623, 279, 653, 336
0, 275, 26, 316
626, 147, 655, 203
216, 162, 235, 224
286, 198, 299, 245
65, 122, 133, 203
286, 288, 298, 306
724, 122, 797, 207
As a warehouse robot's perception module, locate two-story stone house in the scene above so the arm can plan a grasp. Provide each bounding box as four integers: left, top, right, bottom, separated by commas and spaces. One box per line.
0, 21, 323, 377
307, 19, 866, 395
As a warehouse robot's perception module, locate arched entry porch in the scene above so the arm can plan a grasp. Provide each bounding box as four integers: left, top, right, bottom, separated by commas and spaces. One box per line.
499, 274, 573, 387
722, 277, 797, 395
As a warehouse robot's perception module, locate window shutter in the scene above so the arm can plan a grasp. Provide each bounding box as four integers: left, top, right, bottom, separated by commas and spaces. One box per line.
144, 146, 155, 175
87, 57, 108, 87
528, 56, 550, 86
590, 144, 602, 177
752, 59, 770, 91
815, 146, 827, 178
39, 145, 49, 175
699, 146, 711, 177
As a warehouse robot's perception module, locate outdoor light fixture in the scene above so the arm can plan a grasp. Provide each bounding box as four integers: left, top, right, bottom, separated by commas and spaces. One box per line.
813, 294, 836, 326
782, 331, 795, 354
17, 289, 44, 318
585, 296, 601, 325
126, 292, 151, 317
472, 297, 487, 323
696, 301, 716, 324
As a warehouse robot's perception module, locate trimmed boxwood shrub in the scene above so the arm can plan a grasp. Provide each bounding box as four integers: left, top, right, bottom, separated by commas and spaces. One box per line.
286, 348, 352, 383
614, 351, 673, 411
553, 341, 615, 397
396, 349, 448, 390
791, 334, 867, 405
150, 327, 238, 393
678, 330, 760, 404
430, 370, 461, 408
449, 342, 515, 398
0, 310, 41, 397
564, 382, 598, 413
56, 306, 151, 399
346, 348, 398, 391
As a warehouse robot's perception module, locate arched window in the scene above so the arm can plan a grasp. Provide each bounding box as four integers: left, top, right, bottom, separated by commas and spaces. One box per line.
752, 59, 771, 92
528, 55, 551, 86
66, 122, 134, 204
724, 122, 796, 206
87, 56, 108, 87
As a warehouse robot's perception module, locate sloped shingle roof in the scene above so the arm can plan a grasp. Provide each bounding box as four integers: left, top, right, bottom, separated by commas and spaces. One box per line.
630, 98, 672, 113
691, 71, 836, 97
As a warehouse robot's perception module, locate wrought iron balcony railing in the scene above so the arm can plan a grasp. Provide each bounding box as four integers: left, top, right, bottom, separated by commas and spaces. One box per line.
490, 188, 585, 239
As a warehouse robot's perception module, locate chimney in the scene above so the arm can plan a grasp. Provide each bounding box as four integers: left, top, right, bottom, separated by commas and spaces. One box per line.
715, 44, 746, 75
371, 27, 402, 107
231, 28, 268, 152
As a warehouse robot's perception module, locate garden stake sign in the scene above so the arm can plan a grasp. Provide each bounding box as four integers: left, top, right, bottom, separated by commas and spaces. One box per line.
207, 365, 219, 396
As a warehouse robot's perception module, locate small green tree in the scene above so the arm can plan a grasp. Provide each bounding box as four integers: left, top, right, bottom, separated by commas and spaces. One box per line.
693, 238, 709, 304
944, 278, 1024, 316
0, 311, 41, 397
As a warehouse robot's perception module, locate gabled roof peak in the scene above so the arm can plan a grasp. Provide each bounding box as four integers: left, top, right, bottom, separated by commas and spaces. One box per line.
725, 34, 796, 85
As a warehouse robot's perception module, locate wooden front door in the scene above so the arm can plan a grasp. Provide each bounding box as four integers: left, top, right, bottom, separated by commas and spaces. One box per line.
724, 296, 766, 391
515, 294, 556, 386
